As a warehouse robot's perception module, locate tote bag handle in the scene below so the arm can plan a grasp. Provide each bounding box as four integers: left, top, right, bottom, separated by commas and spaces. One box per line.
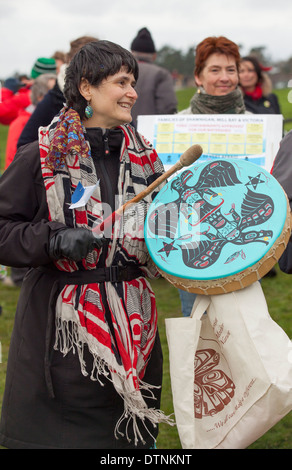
190, 294, 211, 320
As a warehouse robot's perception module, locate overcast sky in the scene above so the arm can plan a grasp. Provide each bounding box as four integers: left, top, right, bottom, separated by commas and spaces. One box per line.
1, 0, 292, 79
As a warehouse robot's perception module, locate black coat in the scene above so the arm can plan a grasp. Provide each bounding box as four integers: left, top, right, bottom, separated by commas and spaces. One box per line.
243, 93, 281, 115
272, 131, 292, 273
0, 137, 163, 449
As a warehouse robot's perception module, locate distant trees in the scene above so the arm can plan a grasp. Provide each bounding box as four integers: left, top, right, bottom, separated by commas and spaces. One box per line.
156, 46, 196, 78
156, 44, 292, 88
246, 46, 271, 63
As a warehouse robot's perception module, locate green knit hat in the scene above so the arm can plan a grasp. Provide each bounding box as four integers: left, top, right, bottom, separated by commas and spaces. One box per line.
31, 57, 56, 78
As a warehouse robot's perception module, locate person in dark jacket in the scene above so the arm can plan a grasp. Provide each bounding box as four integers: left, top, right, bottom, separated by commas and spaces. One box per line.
0, 40, 171, 449
130, 27, 177, 127
239, 56, 281, 115
271, 131, 292, 273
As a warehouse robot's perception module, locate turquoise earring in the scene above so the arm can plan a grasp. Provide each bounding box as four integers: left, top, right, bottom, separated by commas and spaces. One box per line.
85, 101, 93, 119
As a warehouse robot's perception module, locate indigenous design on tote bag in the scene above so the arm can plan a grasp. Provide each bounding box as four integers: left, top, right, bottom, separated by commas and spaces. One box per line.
165, 283, 292, 449
194, 348, 235, 419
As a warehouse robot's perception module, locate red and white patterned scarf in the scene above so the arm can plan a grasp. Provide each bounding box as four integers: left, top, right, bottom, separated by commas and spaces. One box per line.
38, 107, 171, 444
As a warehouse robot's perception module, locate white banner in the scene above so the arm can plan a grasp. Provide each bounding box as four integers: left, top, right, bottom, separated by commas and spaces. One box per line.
138, 114, 283, 172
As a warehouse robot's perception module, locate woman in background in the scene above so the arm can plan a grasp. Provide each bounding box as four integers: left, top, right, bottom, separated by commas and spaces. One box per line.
181, 36, 245, 116
239, 56, 281, 114
0, 40, 170, 449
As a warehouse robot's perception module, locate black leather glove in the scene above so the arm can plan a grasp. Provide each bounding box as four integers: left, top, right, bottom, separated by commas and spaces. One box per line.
49, 228, 106, 262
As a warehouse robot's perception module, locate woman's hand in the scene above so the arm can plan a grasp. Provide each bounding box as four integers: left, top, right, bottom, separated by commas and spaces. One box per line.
49, 228, 106, 261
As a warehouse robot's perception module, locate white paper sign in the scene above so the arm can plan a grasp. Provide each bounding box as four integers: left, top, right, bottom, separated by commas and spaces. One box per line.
137, 114, 283, 172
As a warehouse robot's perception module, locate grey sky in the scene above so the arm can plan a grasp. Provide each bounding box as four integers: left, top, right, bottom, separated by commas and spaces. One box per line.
1, 0, 292, 78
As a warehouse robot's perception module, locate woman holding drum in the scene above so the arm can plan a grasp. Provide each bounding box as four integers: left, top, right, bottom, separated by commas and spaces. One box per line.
178, 36, 246, 316
0, 40, 171, 449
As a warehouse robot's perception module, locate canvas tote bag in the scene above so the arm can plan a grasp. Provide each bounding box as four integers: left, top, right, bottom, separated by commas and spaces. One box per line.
165, 281, 292, 449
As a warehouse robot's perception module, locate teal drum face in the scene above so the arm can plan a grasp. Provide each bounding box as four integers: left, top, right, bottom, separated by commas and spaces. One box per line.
145, 159, 291, 294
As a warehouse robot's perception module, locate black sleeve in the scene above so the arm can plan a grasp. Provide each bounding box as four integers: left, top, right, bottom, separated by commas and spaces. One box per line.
0, 142, 65, 267
268, 93, 281, 114
278, 235, 292, 274
272, 131, 292, 273
271, 131, 292, 209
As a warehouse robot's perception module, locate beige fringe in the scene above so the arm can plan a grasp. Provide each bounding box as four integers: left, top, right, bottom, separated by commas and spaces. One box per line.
54, 317, 174, 446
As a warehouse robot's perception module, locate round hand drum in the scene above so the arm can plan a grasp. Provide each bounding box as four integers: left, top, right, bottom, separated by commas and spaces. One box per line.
145, 159, 291, 295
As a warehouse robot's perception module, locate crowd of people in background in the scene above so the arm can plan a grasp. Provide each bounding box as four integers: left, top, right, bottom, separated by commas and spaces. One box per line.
0, 29, 282, 161
0, 30, 283, 147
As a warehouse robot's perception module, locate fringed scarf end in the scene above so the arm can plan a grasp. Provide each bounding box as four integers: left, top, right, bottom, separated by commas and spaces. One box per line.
54, 316, 175, 446
114, 399, 175, 446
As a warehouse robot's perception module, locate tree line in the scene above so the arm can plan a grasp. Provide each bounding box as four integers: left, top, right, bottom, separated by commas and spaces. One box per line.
156, 45, 292, 88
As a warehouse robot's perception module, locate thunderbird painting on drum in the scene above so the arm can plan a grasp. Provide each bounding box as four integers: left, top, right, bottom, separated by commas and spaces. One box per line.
145, 159, 291, 295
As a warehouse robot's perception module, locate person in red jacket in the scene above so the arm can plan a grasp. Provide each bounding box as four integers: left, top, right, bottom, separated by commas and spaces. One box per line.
4, 73, 56, 170
0, 86, 31, 125
0, 57, 56, 125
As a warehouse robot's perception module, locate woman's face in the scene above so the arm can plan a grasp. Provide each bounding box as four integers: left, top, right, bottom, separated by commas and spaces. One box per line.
239, 60, 258, 91
80, 66, 138, 128
195, 53, 238, 96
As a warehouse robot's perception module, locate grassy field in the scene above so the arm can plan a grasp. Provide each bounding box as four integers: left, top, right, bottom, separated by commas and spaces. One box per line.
0, 88, 292, 449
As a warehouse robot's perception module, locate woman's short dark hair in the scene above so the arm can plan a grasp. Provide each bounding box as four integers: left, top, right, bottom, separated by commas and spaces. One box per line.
64, 40, 139, 119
